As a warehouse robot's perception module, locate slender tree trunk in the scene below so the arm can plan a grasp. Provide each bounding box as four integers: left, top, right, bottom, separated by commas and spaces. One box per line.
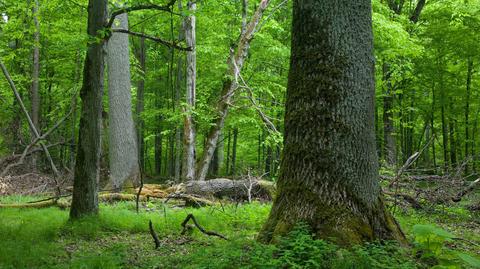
182, 0, 197, 181
225, 129, 231, 175
196, 0, 270, 181
134, 37, 146, 172
382, 62, 396, 167
107, 10, 139, 190
230, 128, 238, 176
465, 59, 473, 174
70, 0, 108, 219
259, 0, 405, 244
448, 102, 457, 167
30, 0, 41, 169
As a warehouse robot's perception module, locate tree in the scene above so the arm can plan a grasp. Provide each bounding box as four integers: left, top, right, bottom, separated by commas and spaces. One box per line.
183, 0, 197, 181
69, 0, 108, 219
258, 0, 405, 244
30, 0, 41, 169
106, 9, 139, 190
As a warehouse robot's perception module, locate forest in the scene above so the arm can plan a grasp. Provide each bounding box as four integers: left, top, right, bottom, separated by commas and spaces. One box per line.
0, 0, 479, 268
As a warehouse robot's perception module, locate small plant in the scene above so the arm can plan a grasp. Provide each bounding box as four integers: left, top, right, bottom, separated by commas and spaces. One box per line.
412, 224, 480, 268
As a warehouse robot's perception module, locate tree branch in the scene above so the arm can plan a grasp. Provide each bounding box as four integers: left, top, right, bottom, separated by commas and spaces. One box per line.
112, 29, 191, 51
106, 0, 177, 29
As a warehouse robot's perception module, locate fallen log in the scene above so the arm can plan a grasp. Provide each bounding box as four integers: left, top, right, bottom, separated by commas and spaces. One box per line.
451, 178, 480, 202
165, 193, 216, 207
177, 178, 275, 200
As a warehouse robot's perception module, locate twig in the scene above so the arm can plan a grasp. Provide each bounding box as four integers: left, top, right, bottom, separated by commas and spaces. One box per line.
136, 166, 144, 213
181, 214, 228, 240
149, 220, 161, 249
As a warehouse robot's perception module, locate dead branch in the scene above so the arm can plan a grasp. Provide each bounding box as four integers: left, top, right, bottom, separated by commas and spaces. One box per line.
451, 178, 480, 202
0, 59, 61, 195
112, 29, 191, 51
180, 213, 228, 240
384, 191, 422, 209
149, 220, 161, 249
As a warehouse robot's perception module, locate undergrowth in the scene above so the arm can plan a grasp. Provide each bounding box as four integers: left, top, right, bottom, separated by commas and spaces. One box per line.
0, 198, 478, 269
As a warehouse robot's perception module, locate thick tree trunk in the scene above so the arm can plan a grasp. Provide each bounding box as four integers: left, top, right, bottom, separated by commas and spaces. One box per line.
107, 11, 139, 190
182, 0, 197, 181
258, 0, 405, 245
196, 0, 270, 181
70, 0, 108, 219
30, 0, 41, 169
134, 37, 146, 172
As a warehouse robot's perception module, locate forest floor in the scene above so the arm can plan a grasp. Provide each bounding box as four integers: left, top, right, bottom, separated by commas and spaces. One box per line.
0, 194, 479, 269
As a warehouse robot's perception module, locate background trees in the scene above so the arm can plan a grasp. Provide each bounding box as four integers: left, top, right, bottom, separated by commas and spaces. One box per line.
0, 0, 479, 182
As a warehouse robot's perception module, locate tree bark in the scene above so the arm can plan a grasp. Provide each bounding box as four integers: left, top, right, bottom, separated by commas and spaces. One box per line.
258, 0, 405, 245
70, 0, 108, 219
196, 0, 270, 181
30, 0, 41, 169
107, 10, 139, 190
183, 0, 197, 181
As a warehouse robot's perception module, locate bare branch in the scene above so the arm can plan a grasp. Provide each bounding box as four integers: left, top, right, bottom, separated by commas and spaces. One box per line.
112, 29, 191, 51
106, 0, 177, 29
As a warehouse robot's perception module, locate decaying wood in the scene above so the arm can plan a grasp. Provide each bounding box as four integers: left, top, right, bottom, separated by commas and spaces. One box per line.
149, 220, 161, 249
451, 178, 480, 202
180, 213, 228, 240
178, 178, 275, 200
383, 191, 422, 209
165, 193, 215, 207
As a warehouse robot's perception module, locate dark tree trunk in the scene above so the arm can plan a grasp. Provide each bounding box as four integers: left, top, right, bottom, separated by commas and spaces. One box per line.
70, 0, 108, 219
30, 0, 41, 169
258, 0, 405, 245
465, 59, 473, 174
134, 37, 146, 171
225, 129, 231, 175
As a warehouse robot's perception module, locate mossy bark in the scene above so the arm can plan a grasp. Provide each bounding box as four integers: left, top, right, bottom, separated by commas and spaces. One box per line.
258, 0, 405, 245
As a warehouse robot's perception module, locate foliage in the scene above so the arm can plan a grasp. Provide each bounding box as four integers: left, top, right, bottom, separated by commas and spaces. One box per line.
412, 224, 480, 268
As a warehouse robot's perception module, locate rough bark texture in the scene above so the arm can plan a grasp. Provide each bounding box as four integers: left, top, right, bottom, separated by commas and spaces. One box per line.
258, 0, 405, 245
180, 178, 275, 200
107, 11, 139, 190
196, 0, 270, 181
183, 0, 197, 181
70, 0, 108, 219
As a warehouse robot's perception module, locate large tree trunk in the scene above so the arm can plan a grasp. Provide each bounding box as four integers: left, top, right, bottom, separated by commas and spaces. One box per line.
107, 11, 139, 190
182, 0, 197, 181
258, 0, 405, 245
30, 0, 41, 169
196, 0, 270, 181
70, 0, 108, 219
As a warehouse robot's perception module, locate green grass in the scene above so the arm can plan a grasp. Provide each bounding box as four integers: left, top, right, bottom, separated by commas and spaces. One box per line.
0, 197, 478, 269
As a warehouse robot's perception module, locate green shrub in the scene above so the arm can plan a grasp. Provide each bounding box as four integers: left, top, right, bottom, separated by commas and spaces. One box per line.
412, 224, 480, 268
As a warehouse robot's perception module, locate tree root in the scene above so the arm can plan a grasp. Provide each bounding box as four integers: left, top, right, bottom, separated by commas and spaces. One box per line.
180, 213, 228, 240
